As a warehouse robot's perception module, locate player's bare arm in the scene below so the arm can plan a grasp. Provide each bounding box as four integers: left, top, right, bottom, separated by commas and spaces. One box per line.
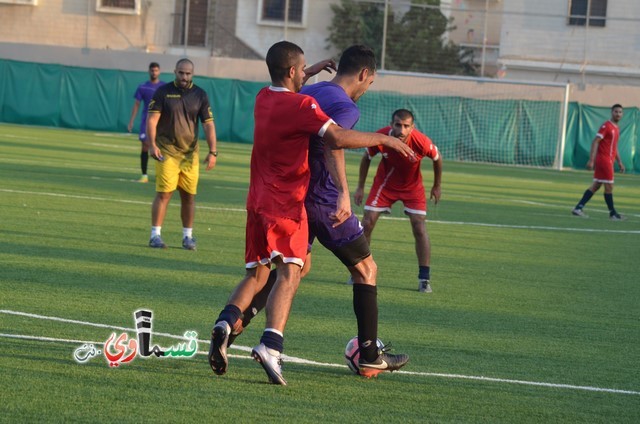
586, 136, 601, 170
146, 112, 163, 161
302, 59, 337, 84
430, 157, 443, 204
203, 120, 218, 171
323, 146, 351, 227
324, 125, 416, 159
128, 99, 141, 132
354, 152, 372, 206
615, 150, 625, 173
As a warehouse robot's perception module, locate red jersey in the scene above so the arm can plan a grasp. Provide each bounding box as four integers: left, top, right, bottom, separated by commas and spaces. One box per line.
367, 126, 440, 193
595, 120, 620, 163
247, 86, 334, 221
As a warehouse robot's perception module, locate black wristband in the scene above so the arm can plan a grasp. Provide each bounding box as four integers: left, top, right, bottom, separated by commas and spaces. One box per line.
209, 151, 218, 157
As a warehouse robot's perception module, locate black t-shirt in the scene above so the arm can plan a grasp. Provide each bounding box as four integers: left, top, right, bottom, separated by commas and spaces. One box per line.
148, 81, 213, 157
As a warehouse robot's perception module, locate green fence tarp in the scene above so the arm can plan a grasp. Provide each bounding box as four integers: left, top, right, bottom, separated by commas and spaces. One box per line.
1, 59, 638, 173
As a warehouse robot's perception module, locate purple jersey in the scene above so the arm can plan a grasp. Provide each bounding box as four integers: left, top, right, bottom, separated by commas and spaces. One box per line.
300, 82, 360, 206
300, 81, 363, 250
134, 80, 164, 137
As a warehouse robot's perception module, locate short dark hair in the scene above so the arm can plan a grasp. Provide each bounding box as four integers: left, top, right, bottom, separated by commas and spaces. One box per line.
148, 62, 160, 69
612, 104, 623, 110
176, 58, 194, 69
392, 109, 414, 122
266, 41, 304, 83
337, 45, 377, 76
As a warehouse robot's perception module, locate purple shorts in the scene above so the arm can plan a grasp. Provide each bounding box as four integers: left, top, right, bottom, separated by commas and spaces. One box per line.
306, 202, 364, 251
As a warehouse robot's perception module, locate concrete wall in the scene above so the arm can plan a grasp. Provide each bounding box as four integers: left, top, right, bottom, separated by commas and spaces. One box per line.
498, 0, 640, 85
0, 0, 175, 52
236, 0, 338, 62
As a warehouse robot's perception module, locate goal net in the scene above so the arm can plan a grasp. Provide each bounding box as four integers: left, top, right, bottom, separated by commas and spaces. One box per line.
355, 71, 570, 169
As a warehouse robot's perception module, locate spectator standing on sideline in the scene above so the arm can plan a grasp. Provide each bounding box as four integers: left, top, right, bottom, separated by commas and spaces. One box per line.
128, 62, 164, 183
146, 58, 218, 250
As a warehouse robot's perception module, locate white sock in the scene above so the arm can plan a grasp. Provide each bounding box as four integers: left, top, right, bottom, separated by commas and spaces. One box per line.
151, 226, 161, 238
183, 227, 193, 238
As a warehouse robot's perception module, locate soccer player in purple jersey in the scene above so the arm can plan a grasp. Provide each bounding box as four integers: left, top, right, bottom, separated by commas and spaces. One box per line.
128, 62, 164, 183
222, 45, 409, 378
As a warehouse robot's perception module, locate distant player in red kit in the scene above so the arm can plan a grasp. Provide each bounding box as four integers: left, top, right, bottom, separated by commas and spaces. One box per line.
572, 104, 625, 220
355, 109, 442, 293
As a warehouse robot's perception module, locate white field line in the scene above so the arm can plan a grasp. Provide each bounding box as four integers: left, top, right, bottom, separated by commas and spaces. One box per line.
1, 310, 638, 396
2, 188, 638, 234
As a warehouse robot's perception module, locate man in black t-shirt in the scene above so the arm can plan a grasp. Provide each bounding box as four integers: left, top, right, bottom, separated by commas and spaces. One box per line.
146, 58, 218, 250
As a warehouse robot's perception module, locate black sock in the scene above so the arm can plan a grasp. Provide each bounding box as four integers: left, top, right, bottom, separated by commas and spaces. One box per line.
216, 304, 242, 328
260, 330, 284, 353
241, 269, 277, 328
575, 189, 594, 209
419, 266, 430, 281
141, 151, 149, 175
353, 284, 378, 362
604, 193, 616, 215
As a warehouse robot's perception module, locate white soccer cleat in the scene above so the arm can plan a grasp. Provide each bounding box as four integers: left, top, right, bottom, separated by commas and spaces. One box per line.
251, 343, 287, 385
418, 279, 432, 293
571, 208, 588, 218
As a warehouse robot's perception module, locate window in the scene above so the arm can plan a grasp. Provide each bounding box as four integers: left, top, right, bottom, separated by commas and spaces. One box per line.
258, 0, 305, 25
171, 0, 209, 47
96, 0, 141, 15
568, 0, 607, 27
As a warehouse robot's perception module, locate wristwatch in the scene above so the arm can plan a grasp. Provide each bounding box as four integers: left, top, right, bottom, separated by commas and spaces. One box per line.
209, 151, 218, 157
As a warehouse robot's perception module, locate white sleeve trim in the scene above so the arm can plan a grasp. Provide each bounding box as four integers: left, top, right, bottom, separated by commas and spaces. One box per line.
318, 119, 336, 137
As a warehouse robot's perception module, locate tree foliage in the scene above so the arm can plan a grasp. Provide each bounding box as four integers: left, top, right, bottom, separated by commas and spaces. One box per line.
326, 0, 476, 76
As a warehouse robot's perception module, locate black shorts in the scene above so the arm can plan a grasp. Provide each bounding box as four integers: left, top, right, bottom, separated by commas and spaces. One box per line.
325, 233, 371, 267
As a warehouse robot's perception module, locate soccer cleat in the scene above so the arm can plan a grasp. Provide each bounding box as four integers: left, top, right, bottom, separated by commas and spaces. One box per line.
358, 344, 409, 378
610, 213, 626, 221
572, 208, 588, 218
208, 321, 230, 376
148, 235, 167, 249
251, 343, 287, 385
182, 236, 197, 250
137, 175, 149, 183
418, 279, 432, 293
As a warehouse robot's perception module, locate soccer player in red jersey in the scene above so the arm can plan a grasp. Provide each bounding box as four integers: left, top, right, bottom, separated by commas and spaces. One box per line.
208, 41, 415, 385
572, 104, 626, 220
355, 109, 442, 293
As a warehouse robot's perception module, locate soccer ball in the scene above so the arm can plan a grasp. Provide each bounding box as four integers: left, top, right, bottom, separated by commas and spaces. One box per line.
344, 336, 384, 375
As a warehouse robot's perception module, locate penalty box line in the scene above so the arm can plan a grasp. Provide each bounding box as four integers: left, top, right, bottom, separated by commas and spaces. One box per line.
1, 309, 638, 396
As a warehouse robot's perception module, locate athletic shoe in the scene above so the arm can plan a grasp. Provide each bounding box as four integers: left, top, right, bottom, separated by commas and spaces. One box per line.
148, 235, 167, 249
572, 208, 588, 218
359, 344, 409, 378
137, 175, 149, 183
610, 213, 626, 221
182, 236, 197, 250
346, 276, 354, 285
418, 279, 432, 293
251, 343, 287, 385
208, 321, 230, 376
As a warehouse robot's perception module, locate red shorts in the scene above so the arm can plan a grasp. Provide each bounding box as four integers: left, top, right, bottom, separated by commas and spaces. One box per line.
364, 183, 427, 215
593, 157, 614, 183
244, 209, 308, 268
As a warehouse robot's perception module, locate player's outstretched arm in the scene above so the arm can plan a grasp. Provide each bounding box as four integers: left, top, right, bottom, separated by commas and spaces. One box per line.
324, 125, 416, 159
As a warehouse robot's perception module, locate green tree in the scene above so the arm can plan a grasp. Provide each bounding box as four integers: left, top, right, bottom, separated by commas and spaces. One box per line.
326, 0, 476, 76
